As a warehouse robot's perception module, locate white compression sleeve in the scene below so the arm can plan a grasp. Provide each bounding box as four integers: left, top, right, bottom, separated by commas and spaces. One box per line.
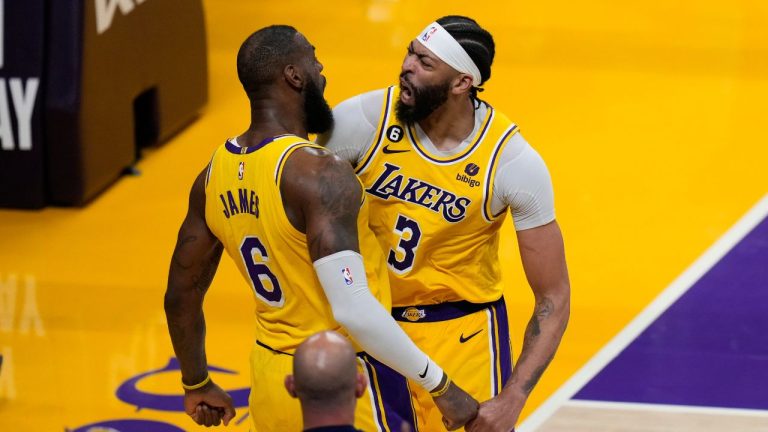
316, 89, 385, 166
313, 250, 444, 391
493, 134, 556, 230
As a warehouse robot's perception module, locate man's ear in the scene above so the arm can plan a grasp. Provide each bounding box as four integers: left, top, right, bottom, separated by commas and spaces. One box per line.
283, 64, 304, 90
451, 74, 473, 95
354, 371, 368, 398
284, 374, 298, 398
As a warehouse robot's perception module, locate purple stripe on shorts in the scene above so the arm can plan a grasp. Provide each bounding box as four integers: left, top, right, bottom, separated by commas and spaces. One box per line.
492, 297, 513, 389
361, 356, 388, 431
489, 305, 500, 395
363, 354, 417, 432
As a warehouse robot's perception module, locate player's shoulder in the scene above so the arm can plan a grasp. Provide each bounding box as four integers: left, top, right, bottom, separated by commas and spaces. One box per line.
283, 146, 361, 207
335, 87, 388, 109
484, 103, 517, 128
333, 88, 389, 125
479, 104, 526, 156
286, 145, 355, 183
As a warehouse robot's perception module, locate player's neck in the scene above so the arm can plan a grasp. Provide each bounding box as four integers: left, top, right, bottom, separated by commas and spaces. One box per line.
417, 96, 475, 152
241, 98, 308, 146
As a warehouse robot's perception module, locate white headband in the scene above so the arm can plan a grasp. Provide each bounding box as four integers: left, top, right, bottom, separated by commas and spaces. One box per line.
415, 22, 482, 87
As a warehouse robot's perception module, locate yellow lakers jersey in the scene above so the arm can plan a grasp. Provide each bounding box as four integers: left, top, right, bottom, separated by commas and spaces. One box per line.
204, 134, 391, 352
356, 86, 520, 306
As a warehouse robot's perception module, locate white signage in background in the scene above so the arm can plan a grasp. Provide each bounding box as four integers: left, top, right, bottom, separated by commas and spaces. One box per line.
96, 0, 147, 35
0, 274, 45, 336
0, 78, 39, 151
1, 0, 5, 69
0, 273, 15, 332
18, 275, 44, 336
0, 0, 41, 152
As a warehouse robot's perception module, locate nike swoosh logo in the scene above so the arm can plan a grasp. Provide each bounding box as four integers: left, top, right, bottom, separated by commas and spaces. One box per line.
382, 144, 410, 154
459, 329, 483, 343
418, 363, 429, 378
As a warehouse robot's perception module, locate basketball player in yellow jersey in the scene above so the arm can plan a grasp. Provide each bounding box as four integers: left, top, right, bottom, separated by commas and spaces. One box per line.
319, 16, 571, 432
164, 25, 478, 431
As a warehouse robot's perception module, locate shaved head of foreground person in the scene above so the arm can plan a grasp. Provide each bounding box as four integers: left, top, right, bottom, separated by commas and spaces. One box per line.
285, 331, 367, 431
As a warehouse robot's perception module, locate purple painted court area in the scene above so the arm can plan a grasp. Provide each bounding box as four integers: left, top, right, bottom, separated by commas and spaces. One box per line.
575, 215, 768, 410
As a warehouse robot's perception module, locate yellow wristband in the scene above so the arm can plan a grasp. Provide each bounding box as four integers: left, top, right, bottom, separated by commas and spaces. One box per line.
182, 374, 211, 390
430, 375, 452, 397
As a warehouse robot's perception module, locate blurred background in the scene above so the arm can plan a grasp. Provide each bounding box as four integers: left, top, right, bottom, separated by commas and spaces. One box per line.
1, 0, 766, 430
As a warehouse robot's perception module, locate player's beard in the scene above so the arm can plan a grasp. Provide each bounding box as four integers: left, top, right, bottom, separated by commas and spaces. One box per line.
395, 77, 451, 124
304, 76, 334, 134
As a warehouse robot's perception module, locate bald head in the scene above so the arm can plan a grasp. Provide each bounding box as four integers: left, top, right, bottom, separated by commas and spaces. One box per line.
290, 331, 361, 409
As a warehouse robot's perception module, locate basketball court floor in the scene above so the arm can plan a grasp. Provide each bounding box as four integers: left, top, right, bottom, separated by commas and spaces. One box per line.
1, 1, 766, 431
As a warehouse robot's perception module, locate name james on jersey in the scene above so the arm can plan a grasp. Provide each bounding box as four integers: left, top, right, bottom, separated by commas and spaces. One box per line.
218, 188, 259, 219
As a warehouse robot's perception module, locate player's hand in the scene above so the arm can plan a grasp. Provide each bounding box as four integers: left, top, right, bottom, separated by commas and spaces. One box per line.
465, 395, 519, 432
432, 378, 479, 430
183, 380, 236, 427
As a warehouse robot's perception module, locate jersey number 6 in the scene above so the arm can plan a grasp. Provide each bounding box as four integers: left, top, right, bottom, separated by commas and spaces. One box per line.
387, 214, 422, 274
240, 236, 284, 307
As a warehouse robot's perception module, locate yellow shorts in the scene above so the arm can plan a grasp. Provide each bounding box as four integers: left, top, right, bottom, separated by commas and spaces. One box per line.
393, 297, 513, 432
248, 341, 417, 432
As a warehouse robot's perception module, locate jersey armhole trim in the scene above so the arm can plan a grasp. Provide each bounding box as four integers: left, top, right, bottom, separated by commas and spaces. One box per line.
273, 142, 324, 242
482, 124, 520, 222
204, 146, 220, 188
355, 176, 367, 207
274, 142, 324, 185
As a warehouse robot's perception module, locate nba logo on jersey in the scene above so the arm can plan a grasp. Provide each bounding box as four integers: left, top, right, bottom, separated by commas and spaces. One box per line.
342, 267, 354, 285
421, 26, 438, 42
238, 162, 245, 180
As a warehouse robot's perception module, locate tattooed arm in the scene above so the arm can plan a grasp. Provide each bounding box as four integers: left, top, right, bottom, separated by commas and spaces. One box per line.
164, 168, 235, 427
467, 220, 571, 432
280, 147, 361, 257
281, 148, 478, 430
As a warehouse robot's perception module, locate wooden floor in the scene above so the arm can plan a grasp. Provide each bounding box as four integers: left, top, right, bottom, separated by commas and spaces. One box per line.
539, 401, 768, 432
1, 1, 767, 431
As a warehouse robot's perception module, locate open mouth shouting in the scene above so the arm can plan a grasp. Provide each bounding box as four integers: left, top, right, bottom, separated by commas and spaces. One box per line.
399, 77, 415, 105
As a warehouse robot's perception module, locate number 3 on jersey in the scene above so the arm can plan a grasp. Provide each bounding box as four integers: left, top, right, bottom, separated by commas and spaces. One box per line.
387, 214, 422, 274
240, 236, 284, 307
